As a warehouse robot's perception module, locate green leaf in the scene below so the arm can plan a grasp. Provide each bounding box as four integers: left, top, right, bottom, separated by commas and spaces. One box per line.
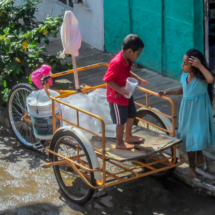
15, 66, 23, 75
28, 74, 32, 84
3, 28, 10, 35
2, 88, 11, 102
7, 35, 15, 39
39, 58, 44, 63
4, 39, 11, 52
3, 80, 7, 87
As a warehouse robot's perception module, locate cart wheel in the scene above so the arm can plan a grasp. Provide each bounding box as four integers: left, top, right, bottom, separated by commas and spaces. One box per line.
134, 109, 177, 178
7, 83, 44, 148
134, 109, 169, 135
50, 130, 95, 205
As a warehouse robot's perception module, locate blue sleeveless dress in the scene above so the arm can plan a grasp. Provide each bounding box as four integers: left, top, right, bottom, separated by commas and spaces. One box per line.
177, 73, 215, 152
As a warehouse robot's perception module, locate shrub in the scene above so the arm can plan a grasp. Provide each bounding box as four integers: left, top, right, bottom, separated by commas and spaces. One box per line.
0, 0, 72, 104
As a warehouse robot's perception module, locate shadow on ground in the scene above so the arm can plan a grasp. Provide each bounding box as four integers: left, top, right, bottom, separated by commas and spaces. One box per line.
1, 203, 61, 215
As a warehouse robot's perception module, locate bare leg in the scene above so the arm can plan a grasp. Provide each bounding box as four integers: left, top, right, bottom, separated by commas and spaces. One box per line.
187, 151, 197, 179
124, 118, 143, 143
115, 124, 134, 149
196, 151, 204, 166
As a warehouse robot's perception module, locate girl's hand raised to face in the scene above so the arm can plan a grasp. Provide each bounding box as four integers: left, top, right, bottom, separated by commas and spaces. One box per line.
189, 56, 202, 69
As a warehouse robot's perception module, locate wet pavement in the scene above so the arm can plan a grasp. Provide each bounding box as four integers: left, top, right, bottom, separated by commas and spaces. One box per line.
1, 127, 215, 215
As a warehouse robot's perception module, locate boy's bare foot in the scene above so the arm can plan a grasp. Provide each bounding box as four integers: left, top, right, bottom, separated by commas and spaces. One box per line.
188, 168, 196, 179
125, 136, 143, 143
116, 142, 135, 150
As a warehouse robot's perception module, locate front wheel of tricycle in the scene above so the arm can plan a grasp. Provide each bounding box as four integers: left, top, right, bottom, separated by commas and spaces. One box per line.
134, 109, 178, 178
7, 83, 44, 148
50, 130, 95, 205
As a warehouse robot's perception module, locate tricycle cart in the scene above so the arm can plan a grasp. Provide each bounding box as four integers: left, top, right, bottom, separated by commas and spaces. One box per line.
7, 62, 184, 205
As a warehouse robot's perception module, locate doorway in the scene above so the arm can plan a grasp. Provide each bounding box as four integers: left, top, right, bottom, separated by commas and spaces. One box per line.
205, 0, 215, 73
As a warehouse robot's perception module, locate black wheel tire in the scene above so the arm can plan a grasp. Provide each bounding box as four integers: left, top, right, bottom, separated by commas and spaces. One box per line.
7, 83, 45, 149
134, 109, 177, 178
50, 130, 95, 205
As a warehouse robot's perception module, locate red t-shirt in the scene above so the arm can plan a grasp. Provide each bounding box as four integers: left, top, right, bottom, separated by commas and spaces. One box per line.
103, 51, 132, 106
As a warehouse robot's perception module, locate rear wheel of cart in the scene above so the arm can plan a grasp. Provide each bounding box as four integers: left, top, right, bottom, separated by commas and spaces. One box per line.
7, 83, 45, 149
134, 109, 178, 178
50, 130, 95, 205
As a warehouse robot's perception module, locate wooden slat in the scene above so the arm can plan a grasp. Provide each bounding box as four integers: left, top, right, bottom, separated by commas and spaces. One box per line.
91, 137, 147, 161
132, 126, 181, 152
90, 125, 181, 162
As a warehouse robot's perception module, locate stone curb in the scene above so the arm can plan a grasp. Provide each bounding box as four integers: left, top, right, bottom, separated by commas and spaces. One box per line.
174, 164, 215, 197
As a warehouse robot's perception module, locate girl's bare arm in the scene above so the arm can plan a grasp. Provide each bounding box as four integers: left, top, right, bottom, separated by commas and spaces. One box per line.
198, 65, 214, 84
158, 86, 183, 96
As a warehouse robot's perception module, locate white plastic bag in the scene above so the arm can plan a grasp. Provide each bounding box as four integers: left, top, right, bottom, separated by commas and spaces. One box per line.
88, 89, 116, 137
60, 93, 94, 139
60, 89, 116, 139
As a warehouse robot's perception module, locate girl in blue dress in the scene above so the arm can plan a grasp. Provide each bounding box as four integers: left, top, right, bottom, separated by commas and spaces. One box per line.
158, 49, 215, 179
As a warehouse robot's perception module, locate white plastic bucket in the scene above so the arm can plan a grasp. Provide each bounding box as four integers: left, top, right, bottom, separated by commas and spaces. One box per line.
27, 89, 61, 140
124, 77, 138, 98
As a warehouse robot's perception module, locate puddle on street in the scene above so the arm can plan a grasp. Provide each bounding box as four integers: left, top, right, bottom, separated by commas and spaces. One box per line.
0, 167, 11, 181
0, 133, 61, 211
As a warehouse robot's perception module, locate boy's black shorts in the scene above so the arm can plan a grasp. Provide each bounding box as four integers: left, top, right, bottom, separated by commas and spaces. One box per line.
109, 97, 137, 125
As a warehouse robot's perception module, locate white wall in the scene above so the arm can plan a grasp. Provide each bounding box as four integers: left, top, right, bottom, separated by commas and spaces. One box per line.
73, 0, 104, 51
14, 0, 104, 51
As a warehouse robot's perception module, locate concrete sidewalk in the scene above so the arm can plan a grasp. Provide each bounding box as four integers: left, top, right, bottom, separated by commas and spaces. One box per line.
1, 40, 215, 197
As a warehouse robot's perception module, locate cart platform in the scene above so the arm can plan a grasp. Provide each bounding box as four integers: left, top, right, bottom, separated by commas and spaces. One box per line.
90, 126, 182, 162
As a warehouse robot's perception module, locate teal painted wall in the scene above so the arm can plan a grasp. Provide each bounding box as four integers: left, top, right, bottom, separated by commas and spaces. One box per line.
131, 0, 162, 73
162, 0, 194, 79
104, 0, 204, 80
104, 1, 130, 53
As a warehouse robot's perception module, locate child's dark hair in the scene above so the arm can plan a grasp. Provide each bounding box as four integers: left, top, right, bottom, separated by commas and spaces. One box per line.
186, 49, 214, 104
123, 34, 144, 52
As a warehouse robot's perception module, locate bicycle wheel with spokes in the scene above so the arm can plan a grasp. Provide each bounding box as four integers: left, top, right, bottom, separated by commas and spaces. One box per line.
7, 83, 42, 148
134, 109, 177, 178
134, 109, 168, 135
50, 130, 95, 205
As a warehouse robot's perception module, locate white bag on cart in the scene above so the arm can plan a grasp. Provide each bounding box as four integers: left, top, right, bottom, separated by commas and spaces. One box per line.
60, 93, 94, 140
60, 89, 116, 139
88, 89, 116, 138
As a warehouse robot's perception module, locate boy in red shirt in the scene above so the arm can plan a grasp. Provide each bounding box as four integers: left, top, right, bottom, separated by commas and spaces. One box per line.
103, 34, 148, 150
